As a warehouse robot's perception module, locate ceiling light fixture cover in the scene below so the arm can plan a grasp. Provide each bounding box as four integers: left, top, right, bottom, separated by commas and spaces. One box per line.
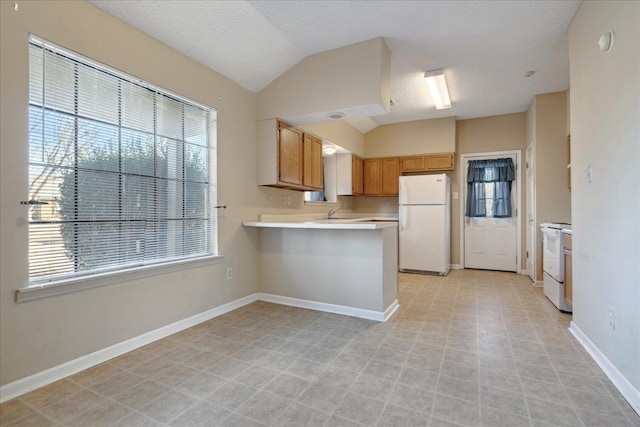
323, 146, 336, 155
424, 69, 451, 110
328, 112, 345, 120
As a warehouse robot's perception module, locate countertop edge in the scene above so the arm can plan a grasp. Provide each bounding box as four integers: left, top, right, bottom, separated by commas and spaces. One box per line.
242, 221, 397, 230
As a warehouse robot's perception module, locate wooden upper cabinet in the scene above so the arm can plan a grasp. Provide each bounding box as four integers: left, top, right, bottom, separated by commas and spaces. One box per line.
381, 157, 400, 195
303, 133, 323, 190
352, 155, 364, 195
401, 153, 454, 173
426, 153, 454, 171
401, 156, 427, 172
278, 123, 303, 186
363, 159, 381, 195
364, 157, 400, 196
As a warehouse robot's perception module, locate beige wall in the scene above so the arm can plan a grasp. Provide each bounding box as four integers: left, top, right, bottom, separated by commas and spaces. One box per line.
533, 92, 571, 225
569, 0, 640, 399
258, 38, 390, 121
527, 91, 571, 280
364, 117, 455, 158
299, 121, 365, 157
0, 1, 265, 386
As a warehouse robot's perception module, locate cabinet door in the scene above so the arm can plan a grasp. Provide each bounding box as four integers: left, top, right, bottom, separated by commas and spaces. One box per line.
426, 153, 454, 171
564, 249, 572, 310
352, 155, 363, 195
363, 159, 381, 195
278, 124, 303, 186
401, 156, 427, 172
303, 134, 323, 190
381, 157, 400, 195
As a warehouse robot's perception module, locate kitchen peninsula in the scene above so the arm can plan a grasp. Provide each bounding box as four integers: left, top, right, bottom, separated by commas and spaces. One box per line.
243, 214, 399, 321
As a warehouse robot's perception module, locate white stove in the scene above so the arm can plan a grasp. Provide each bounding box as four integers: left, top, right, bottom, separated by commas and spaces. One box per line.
541, 223, 572, 312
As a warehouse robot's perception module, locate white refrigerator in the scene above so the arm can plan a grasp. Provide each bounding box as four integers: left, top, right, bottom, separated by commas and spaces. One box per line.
399, 174, 450, 275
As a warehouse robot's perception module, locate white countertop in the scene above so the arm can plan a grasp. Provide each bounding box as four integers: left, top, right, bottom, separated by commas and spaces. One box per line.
243, 213, 398, 230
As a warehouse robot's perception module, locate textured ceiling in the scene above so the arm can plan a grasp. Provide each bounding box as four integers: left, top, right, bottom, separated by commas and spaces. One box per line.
88, 0, 581, 132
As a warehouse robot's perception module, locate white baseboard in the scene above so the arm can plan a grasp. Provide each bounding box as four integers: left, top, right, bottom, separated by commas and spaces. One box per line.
569, 321, 640, 416
450, 264, 462, 270
258, 292, 393, 323
0, 293, 258, 404
384, 300, 400, 321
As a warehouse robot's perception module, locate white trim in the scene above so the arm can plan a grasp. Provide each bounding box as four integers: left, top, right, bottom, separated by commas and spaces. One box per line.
450, 264, 462, 270
384, 300, 400, 321
16, 255, 225, 303
459, 150, 522, 272
525, 143, 537, 281
0, 293, 257, 403
569, 321, 640, 416
258, 292, 395, 323
532, 280, 544, 288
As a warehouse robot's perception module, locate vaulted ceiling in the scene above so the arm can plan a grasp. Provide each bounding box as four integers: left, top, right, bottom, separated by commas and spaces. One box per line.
89, 0, 581, 132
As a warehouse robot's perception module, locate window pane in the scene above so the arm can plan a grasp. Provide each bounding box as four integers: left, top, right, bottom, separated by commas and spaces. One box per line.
121, 80, 154, 133
77, 64, 119, 124
29, 44, 43, 106
156, 137, 184, 180
121, 129, 155, 177
157, 95, 182, 139
184, 104, 207, 146
44, 50, 76, 114
77, 119, 120, 172
28, 37, 216, 285
29, 108, 76, 168
185, 142, 208, 181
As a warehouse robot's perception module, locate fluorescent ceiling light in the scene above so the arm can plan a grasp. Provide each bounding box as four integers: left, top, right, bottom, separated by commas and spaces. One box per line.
424, 69, 451, 110
323, 146, 336, 155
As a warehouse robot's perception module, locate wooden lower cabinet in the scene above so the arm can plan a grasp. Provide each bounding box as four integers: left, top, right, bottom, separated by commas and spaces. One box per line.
364, 157, 400, 196
563, 233, 572, 310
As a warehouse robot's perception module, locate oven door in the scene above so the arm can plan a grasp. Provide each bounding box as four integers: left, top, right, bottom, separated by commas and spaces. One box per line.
542, 228, 563, 282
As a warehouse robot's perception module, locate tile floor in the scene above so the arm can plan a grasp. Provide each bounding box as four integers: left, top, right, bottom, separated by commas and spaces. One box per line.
1, 270, 638, 426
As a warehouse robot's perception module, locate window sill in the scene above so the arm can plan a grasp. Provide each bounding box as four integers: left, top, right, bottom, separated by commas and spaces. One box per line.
15, 255, 224, 303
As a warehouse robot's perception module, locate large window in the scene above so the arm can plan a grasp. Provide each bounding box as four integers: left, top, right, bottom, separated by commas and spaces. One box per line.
28, 36, 217, 285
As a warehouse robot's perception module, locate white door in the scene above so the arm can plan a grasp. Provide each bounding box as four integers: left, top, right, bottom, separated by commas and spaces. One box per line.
463, 153, 518, 272
525, 145, 536, 280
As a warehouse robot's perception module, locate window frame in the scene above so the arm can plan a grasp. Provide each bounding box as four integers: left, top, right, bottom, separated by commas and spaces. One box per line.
20, 35, 220, 300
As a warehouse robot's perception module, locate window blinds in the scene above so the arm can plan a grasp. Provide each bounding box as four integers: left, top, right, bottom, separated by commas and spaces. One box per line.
28, 36, 217, 284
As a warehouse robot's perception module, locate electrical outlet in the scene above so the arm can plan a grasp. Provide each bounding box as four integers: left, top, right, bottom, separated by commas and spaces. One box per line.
267, 193, 272, 204
608, 306, 615, 330
286, 196, 292, 206
282, 195, 287, 205
226, 267, 232, 280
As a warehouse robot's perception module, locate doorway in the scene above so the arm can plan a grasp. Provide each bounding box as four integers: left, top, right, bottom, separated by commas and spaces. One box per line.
460, 151, 521, 272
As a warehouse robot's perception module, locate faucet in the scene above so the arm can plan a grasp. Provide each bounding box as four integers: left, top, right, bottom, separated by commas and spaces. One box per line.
327, 207, 341, 219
